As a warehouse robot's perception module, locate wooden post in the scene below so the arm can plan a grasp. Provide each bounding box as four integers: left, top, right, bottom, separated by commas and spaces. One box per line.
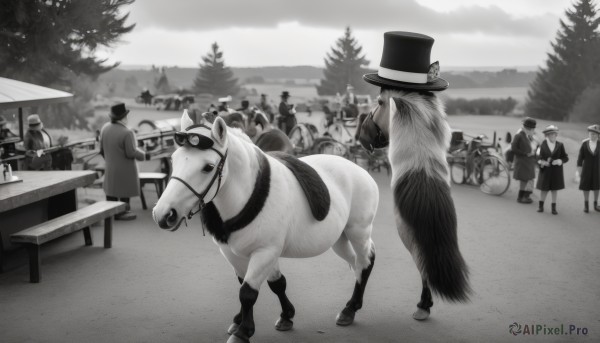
104, 217, 112, 248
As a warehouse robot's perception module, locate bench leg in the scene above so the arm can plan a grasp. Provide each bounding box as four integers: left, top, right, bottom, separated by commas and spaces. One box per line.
25, 244, 41, 283
83, 226, 93, 246
140, 187, 148, 210
104, 217, 113, 249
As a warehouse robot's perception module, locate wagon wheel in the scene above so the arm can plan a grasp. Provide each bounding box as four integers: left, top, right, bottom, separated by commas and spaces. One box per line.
478, 155, 511, 196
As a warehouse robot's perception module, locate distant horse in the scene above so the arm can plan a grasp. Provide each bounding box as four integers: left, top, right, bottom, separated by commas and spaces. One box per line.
357, 90, 471, 321
153, 112, 379, 343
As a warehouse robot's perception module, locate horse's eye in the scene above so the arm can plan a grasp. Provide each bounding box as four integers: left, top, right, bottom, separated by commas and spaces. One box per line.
377, 98, 384, 106
202, 164, 215, 173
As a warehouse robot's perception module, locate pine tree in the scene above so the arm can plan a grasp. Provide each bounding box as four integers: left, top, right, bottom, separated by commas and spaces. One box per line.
525, 0, 600, 121
0, 0, 135, 87
317, 27, 370, 96
193, 42, 239, 96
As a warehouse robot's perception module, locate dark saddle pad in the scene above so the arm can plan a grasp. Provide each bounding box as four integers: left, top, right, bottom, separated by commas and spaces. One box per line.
268, 151, 330, 221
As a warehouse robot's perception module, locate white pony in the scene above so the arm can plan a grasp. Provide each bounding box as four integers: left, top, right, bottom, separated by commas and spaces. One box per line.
153, 112, 379, 343
357, 89, 471, 320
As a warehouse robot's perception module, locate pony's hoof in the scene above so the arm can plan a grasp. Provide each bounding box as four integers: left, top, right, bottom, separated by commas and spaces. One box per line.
227, 323, 239, 335
226, 333, 249, 343
335, 308, 355, 326
275, 317, 294, 331
412, 308, 430, 321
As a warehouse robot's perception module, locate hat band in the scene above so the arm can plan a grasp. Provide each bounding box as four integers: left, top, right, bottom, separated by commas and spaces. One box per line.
378, 66, 427, 84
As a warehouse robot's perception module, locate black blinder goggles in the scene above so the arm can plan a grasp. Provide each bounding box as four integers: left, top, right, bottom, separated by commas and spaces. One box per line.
174, 127, 214, 149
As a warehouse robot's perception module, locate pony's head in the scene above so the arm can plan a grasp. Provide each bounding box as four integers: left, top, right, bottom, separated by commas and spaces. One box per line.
153, 110, 230, 231
357, 89, 450, 178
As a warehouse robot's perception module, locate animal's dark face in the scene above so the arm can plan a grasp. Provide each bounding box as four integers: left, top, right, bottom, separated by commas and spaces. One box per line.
356, 93, 390, 152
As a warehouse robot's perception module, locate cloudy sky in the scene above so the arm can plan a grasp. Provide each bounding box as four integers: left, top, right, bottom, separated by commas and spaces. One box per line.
98, 0, 575, 69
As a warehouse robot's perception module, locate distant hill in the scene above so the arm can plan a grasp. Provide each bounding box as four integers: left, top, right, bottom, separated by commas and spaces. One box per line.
96, 65, 536, 98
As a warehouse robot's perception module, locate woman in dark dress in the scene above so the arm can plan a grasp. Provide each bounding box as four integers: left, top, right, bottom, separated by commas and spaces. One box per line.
577, 124, 600, 213
535, 125, 568, 214
278, 91, 296, 135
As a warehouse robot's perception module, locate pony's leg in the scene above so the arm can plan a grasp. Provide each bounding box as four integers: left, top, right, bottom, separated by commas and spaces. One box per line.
267, 264, 295, 331
396, 217, 433, 321
227, 249, 279, 343
335, 229, 376, 326
414, 279, 433, 321
219, 247, 249, 335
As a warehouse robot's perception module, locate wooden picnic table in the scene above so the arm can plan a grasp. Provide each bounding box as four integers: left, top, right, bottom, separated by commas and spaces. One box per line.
0, 170, 97, 270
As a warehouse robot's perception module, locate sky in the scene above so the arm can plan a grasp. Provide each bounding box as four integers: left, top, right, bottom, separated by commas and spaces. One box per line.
96, 0, 577, 69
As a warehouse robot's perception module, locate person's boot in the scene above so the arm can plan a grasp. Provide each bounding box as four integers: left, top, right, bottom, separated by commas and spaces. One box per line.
537, 201, 544, 212
116, 211, 137, 221
584, 201, 589, 213
522, 191, 533, 204
595, 201, 600, 212
551, 203, 557, 215
517, 190, 524, 203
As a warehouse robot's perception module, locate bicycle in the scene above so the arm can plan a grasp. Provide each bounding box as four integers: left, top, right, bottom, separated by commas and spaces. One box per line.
447, 130, 511, 196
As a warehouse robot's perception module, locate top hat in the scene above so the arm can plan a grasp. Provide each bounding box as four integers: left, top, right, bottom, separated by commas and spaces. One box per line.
542, 125, 559, 135
110, 103, 129, 120
363, 31, 448, 91
281, 91, 290, 98
522, 117, 537, 129
588, 124, 600, 134
241, 100, 250, 107
27, 114, 42, 127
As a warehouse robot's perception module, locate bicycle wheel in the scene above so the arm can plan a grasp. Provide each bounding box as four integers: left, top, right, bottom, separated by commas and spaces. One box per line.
449, 160, 467, 184
478, 155, 511, 195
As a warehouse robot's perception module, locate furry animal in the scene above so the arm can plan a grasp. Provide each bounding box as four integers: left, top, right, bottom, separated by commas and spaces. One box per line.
357, 89, 471, 321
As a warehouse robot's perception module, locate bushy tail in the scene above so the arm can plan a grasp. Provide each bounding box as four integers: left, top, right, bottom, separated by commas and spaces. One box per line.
394, 170, 471, 302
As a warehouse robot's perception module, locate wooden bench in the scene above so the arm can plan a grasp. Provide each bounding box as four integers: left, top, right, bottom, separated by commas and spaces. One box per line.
10, 200, 127, 283
139, 172, 168, 210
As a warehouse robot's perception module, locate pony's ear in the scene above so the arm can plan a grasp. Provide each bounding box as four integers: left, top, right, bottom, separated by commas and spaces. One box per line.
180, 109, 194, 130
390, 97, 411, 118
211, 116, 228, 146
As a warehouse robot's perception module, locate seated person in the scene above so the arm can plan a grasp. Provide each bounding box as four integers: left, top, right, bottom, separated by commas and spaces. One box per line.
0, 115, 17, 141
341, 84, 359, 119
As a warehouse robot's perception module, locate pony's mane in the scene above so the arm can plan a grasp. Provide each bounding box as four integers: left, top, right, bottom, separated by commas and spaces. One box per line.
228, 126, 253, 144
384, 89, 450, 185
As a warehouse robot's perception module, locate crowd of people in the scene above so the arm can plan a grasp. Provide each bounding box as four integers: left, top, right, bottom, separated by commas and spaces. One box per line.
511, 117, 600, 214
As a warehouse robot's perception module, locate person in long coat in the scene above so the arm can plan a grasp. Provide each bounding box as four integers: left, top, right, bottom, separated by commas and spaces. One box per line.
577, 124, 600, 213
100, 103, 147, 220
535, 125, 568, 214
511, 117, 538, 204
23, 114, 53, 170
278, 91, 296, 135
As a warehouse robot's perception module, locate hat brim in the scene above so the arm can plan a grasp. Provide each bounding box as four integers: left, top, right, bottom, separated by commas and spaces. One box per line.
588, 129, 600, 134
543, 130, 558, 135
363, 73, 449, 91
109, 109, 130, 120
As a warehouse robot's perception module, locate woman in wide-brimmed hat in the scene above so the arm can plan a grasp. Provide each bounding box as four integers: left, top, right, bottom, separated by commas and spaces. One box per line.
577, 124, 600, 212
511, 117, 538, 204
23, 114, 53, 170
535, 125, 568, 214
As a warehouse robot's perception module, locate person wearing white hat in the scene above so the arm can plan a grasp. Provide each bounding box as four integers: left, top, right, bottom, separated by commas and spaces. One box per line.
23, 114, 53, 170
577, 124, 600, 213
535, 125, 568, 214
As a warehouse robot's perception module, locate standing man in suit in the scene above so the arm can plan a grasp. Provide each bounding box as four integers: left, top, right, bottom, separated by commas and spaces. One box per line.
100, 103, 149, 220
278, 91, 296, 135
511, 117, 538, 204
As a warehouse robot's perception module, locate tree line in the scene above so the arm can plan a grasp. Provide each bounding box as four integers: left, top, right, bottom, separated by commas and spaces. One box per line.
1, 0, 599, 128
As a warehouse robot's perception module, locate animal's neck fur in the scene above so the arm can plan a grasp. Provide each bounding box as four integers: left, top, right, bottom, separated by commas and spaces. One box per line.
213, 132, 261, 220
384, 90, 451, 188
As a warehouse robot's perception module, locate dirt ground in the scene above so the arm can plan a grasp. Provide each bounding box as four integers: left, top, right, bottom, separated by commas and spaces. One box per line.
1, 110, 599, 342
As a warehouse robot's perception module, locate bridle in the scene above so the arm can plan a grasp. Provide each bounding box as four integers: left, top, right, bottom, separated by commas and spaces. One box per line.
363, 105, 389, 152
167, 124, 228, 231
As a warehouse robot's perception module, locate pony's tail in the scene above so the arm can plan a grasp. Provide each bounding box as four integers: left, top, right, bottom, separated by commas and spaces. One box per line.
394, 169, 471, 302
